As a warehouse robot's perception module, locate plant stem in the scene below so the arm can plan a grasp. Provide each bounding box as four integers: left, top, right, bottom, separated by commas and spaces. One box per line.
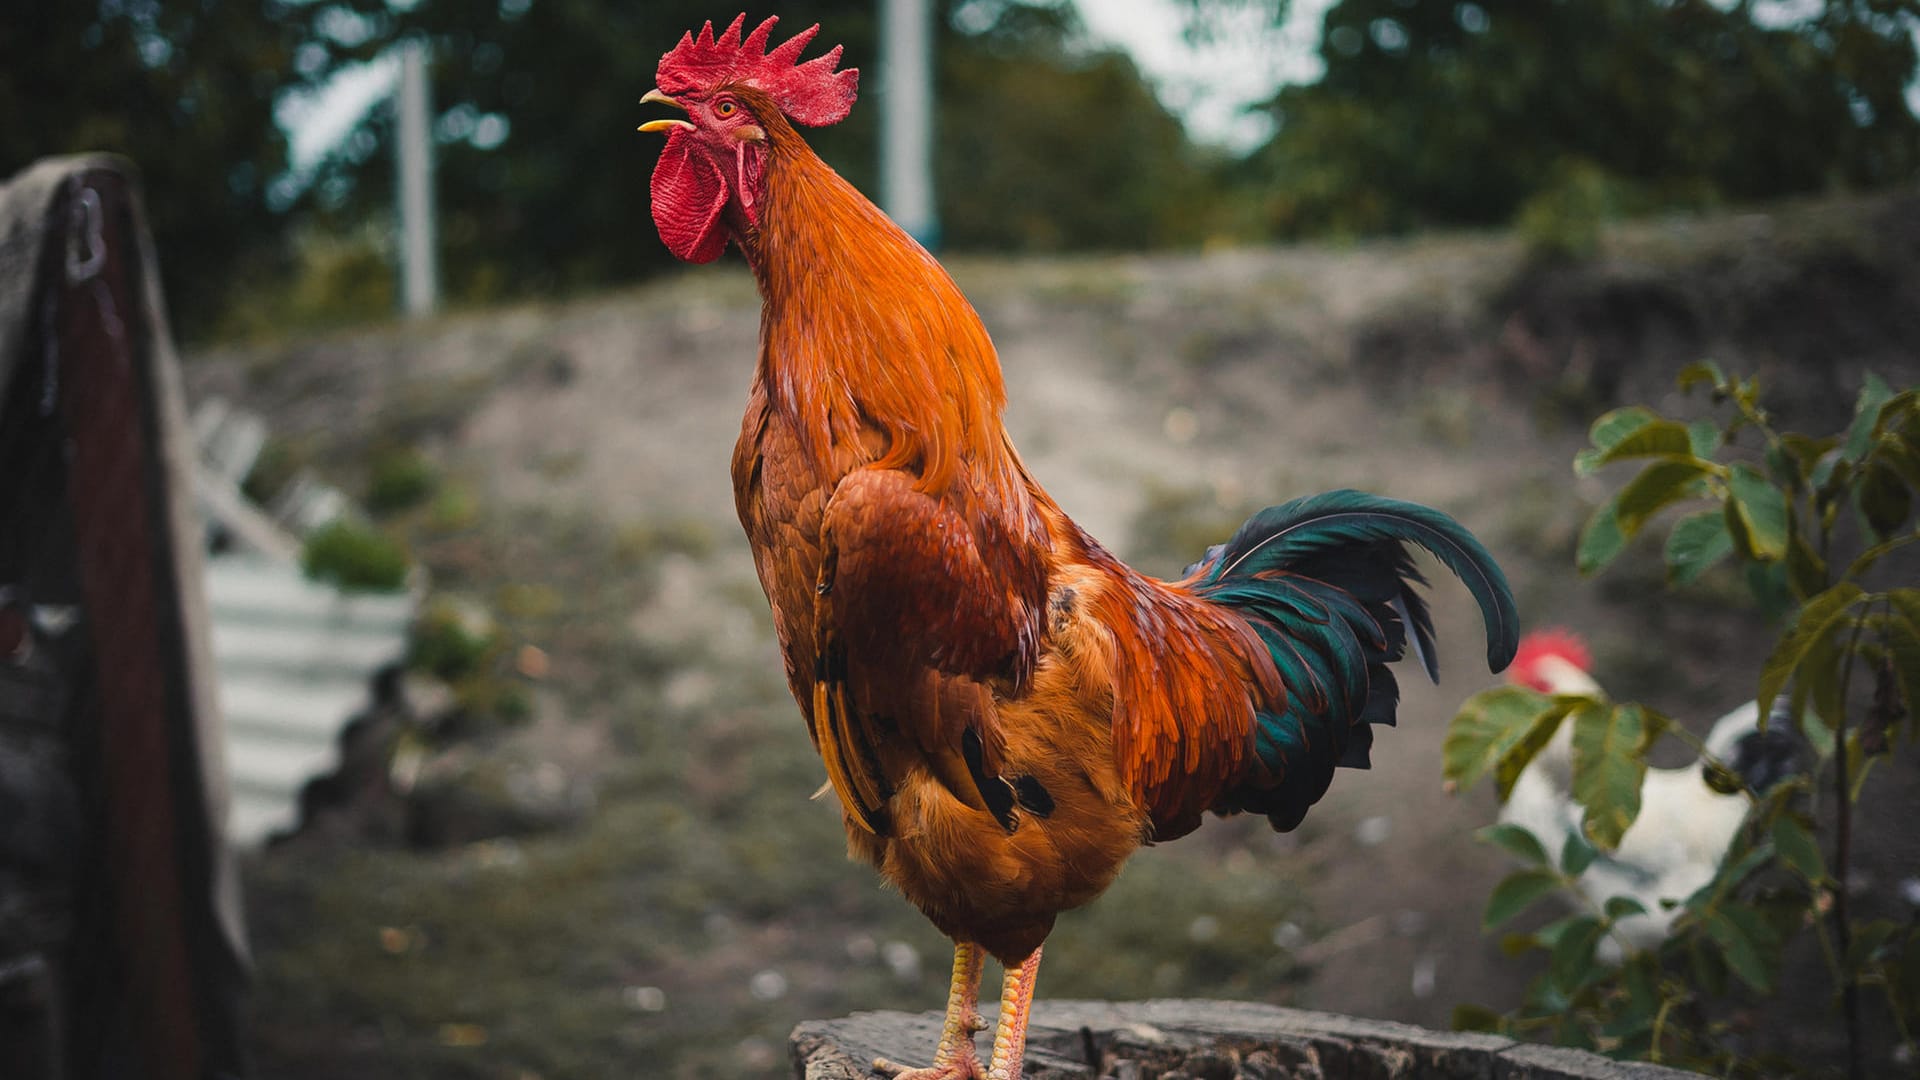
1831, 614, 1867, 1080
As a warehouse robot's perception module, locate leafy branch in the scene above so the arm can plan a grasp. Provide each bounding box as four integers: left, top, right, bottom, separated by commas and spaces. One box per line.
1445, 367, 1920, 1075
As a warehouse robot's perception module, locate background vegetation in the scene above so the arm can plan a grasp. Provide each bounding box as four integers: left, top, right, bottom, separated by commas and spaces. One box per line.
11, 3, 1920, 1077
7, 1, 1916, 339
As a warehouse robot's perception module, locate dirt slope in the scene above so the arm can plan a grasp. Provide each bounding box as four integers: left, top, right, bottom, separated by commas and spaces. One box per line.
189, 192, 1920, 1078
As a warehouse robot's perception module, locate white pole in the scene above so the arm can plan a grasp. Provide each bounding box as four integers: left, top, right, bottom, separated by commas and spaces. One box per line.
396, 38, 438, 318
880, 0, 938, 247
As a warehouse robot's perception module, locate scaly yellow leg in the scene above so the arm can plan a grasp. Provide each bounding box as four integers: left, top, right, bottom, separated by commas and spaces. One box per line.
984, 946, 1042, 1080
873, 942, 987, 1080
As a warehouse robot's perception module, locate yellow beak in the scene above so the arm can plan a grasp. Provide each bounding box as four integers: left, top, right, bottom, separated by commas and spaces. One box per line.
638, 88, 694, 133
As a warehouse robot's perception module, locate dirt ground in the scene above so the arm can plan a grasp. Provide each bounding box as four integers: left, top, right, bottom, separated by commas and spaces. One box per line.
188, 192, 1920, 1078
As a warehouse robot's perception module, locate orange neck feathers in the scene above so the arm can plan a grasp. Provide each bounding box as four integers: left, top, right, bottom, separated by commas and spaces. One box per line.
738, 100, 1011, 497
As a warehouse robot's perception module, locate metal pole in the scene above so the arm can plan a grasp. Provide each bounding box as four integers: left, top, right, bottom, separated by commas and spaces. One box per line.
880, 0, 938, 248
395, 38, 438, 317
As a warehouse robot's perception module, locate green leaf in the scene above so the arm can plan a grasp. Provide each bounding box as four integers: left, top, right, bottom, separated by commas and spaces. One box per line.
1803, 710, 1836, 760
1877, 434, 1920, 490
1881, 592, 1920, 736
1727, 463, 1789, 561
1846, 532, 1920, 579
1858, 461, 1913, 539
1664, 510, 1733, 585
1770, 815, 1826, 883
1560, 832, 1598, 877
1532, 914, 1588, 950
1498, 931, 1540, 957
1688, 935, 1730, 996
1495, 700, 1582, 802
1764, 441, 1798, 488
1612, 458, 1715, 538
1844, 920, 1900, 974
1785, 528, 1827, 600
1577, 499, 1627, 576
1578, 419, 1697, 475
1444, 686, 1556, 793
1478, 823, 1551, 866
1604, 895, 1650, 921
1452, 1004, 1505, 1033
1548, 916, 1607, 993
1846, 735, 1882, 802
1713, 841, 1779, 900
1843, 372, 1894, 462
1686, 418, 1722, 459
1575, 407, 1659, 476
1676, 360, 1726, 395
1485, 868, 1564, 930
1757, 582, 1865, 721
1792, 617, 1848, 732
1744, 559, 1793, 619
1780, 432, 1837, 477
1600, 953, 1661, 1041
1704, 904, 1778, 993
1570, 701, 1654, 850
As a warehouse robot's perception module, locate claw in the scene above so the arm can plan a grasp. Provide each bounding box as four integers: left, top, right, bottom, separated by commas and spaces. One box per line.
872, 1057, 985, 1080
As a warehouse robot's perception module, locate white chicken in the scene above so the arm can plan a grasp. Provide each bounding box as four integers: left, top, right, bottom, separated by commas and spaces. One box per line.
1502, 630, 1803, 955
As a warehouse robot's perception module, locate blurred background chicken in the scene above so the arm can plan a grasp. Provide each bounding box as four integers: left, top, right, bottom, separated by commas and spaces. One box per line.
1502, 629, 1805, 953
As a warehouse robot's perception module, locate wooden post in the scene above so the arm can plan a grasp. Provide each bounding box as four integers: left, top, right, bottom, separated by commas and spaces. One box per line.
880, 0, 938, 248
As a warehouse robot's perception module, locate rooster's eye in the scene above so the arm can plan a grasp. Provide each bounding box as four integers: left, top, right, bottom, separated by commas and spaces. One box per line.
716, 101, 737, 117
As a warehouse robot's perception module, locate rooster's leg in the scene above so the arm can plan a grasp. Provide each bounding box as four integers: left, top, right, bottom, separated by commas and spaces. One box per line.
983, 946, 1042, 1080
872, 941, 987, 1079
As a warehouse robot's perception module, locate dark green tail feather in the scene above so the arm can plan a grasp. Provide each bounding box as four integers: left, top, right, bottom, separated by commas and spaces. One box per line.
1190, 489, 1518, 832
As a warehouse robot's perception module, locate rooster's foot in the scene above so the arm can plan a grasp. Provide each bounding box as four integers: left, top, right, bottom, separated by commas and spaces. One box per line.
871, 1054, 987, 1080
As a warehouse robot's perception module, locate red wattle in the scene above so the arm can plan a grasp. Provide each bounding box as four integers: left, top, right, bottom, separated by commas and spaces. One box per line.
651, 130, 729, 263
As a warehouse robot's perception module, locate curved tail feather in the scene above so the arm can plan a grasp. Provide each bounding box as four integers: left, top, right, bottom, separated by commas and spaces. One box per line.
1191, 489, 1518, 831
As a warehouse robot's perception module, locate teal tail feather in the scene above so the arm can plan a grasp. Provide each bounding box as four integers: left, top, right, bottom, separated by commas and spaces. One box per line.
1187, 489, 1519, 831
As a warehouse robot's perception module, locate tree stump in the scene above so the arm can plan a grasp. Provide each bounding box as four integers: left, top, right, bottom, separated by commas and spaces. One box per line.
790, 999, 1695, 1079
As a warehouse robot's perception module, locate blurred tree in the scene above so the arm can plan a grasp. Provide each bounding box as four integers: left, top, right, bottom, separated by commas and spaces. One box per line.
1233, 0, 1920, 239
938, 2, 1220, 250
303, 0, 1219, 302
0, 1, 366, 338
304, 0, 882, 300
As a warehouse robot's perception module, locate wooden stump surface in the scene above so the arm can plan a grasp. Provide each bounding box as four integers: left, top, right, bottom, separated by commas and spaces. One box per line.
791, 999, 1696, 1079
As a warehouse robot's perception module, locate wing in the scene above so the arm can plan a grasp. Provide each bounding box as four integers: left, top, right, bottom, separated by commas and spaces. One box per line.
810, 467, 1049, 834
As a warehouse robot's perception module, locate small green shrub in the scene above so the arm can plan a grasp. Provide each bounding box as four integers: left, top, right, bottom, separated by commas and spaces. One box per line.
241, 436, 309, 506
367, 447, 439, 516
426, 483, 479, 531
301, 519, 410, 592
409, 596, 499, 681
1516, 159, 1618, 263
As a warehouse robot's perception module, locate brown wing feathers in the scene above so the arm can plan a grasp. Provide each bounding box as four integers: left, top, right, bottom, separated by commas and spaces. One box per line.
809, 468, 1048, 835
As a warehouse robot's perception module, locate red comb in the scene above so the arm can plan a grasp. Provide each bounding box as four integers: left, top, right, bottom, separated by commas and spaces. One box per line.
1509, 628, 1592, 692
657, 14, 859, 127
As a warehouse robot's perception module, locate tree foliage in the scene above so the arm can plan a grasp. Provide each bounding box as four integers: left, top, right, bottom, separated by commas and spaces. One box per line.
0, 0, 365, 336
11, 1, 1918, 336
1243, 0, 1920, 239
1445, 367, 1920, 1075
303, 0, 1214, 303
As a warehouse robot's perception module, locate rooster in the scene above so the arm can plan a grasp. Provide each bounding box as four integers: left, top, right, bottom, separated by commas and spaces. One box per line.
638, 16, 1518, 1079
1504, 630, 1804, 954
